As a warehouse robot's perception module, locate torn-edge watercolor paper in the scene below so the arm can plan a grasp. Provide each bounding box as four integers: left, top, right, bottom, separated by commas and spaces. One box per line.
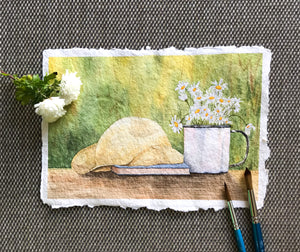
41, 47, 271, 211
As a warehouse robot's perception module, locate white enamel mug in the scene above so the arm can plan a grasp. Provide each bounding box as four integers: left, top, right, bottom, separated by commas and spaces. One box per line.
183, 125, 249, 173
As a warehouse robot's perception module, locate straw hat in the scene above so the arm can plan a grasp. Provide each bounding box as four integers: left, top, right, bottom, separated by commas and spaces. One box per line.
71, 117, 183, 174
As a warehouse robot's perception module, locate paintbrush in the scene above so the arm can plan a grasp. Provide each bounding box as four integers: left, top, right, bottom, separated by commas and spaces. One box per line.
244, 168, 265, 252
224, 182, 246, 252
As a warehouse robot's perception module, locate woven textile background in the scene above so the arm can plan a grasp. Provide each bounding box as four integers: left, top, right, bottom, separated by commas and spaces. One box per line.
1, 1, 298, 251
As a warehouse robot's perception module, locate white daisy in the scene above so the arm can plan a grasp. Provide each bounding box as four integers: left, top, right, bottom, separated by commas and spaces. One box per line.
170, 115, 183, 133
34, 97, 66, 123
208, 114, 216, 124
185, 114, 193, 125
217, 96, 225, 104
210, 79, 228, 93
201, 108, 211, 121
188, 82, 200, 96
190, 104, 202, 119
59, 70, 83, 105
213, 105, 223, 116
193, 90, 204, 103
175, 81, 188, 92
245, 123, 255, 135
178, 91, 188, 101
202, 106, 209, 113
224, 119, 233, 125
205, 92, 217, 104
216, 115, 226, 125
232, 97, 241, 113
226, 98, 233, 105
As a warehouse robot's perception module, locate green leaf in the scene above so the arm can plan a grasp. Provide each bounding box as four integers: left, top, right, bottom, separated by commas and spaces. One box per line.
0, 72, 11, 77
8, 72, 61, 105
32, 74, 40, 82
43, 72, 57, 83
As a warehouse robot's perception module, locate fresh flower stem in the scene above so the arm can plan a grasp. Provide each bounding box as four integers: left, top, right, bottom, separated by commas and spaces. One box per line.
0, 70, 15, 80
1, 68, 82, 123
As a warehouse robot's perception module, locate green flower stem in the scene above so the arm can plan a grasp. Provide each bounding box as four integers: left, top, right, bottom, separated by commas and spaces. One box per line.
1, 70, 61, 105
185, 99, 190, 108
229, 114, 247, 125
0, 70, 15, 80
37, 90, 48, 99
176, 99, 189, 122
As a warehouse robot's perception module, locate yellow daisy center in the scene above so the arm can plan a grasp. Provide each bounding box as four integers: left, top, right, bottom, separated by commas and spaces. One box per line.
219, 117, 223, 120
181, 85, 185, 90
219, 98, 224, 103
210, 116, 213, 119
197, 96, 202, 100
216, 109, 220, 113
193, 88, 196, 92
205, 113, 208, 117
216, 85, 222, 90
228, 100, 231, 103
247, 125, 250, 128
174, 122, 179, 128
195, 109, 200, 114
209, 96, 215, 100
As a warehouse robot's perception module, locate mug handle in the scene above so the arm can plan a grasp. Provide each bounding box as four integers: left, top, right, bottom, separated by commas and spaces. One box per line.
229, 130, 249, 168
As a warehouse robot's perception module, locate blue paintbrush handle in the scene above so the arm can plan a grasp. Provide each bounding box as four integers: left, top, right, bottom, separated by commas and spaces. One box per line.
252, 223, 265, 252
234, 229, 246, 252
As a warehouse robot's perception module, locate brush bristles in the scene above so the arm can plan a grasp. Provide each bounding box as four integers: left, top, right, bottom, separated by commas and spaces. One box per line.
244, 168, 253, 190
224, 182, 232, 201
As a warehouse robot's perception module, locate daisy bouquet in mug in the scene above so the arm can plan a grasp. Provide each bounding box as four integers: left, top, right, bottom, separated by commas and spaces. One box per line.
170, 79, 255, 135
0, 69, 82, 123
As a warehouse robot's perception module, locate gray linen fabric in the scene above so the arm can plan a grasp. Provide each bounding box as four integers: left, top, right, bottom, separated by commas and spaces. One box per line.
1, 1, 299, 251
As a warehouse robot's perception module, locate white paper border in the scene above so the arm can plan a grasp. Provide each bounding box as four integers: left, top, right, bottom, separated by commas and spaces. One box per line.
41, 46, 271, 211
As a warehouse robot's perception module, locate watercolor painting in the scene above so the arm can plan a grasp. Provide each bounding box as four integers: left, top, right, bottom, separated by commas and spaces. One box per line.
41, 47, 270, 211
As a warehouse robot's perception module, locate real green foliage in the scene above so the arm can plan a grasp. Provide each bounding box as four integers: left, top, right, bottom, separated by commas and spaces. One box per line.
1, 72, 60, 105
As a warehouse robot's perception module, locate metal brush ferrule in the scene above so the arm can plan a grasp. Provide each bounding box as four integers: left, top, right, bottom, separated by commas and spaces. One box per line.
228, 201, 239, 230
248, 190, 259, 224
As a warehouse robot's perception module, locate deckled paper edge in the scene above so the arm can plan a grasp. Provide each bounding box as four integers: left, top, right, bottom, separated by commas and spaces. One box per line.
256, 49, 271, 209
41, 46, 271, 211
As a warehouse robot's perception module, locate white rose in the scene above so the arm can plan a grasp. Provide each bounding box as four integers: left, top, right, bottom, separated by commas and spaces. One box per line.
59, 70, 82, 105
34, 97, 66, 123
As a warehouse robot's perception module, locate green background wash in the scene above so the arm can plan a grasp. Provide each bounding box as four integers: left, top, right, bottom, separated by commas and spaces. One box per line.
47, 53, 262, 170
